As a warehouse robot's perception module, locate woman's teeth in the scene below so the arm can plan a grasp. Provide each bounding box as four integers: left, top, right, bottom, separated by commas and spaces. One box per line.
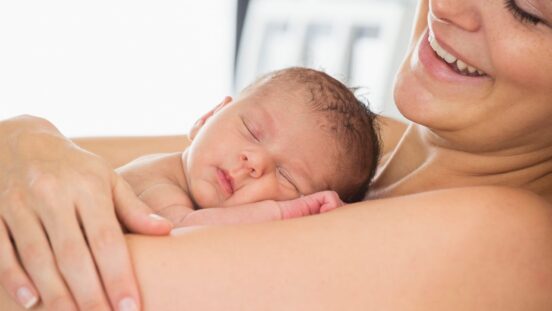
428, 34, 486, 77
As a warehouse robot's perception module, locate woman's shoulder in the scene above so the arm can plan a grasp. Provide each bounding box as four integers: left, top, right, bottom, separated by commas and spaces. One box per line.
373, 186, 551, 225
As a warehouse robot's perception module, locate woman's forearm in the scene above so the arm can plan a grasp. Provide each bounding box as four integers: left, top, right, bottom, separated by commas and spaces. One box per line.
127, 187, 552, 310
73, 135, 190, 168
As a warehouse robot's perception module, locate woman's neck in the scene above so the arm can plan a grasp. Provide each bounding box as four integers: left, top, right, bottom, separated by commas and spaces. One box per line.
370, 124, 552, 201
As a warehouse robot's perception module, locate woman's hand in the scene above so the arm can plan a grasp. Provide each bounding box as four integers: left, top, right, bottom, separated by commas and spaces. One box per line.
0, 115, 172, 310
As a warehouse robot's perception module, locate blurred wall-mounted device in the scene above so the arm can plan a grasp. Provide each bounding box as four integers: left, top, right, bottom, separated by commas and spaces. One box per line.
235, 0, 416, 120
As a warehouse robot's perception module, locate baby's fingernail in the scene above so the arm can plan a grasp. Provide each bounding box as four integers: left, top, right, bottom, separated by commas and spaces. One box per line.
118, 297, 138, 311
148, 213, 167, 221
16, 286, 38, 309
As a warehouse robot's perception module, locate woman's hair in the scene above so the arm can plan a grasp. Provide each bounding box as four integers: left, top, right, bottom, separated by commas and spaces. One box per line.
248, 67, 381, 203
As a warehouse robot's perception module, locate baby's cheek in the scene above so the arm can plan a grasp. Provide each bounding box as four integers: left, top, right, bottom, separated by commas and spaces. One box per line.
190, 180, 222, 209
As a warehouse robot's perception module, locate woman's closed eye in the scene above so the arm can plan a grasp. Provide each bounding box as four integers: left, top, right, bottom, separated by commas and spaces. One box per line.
505, 0, 544, 25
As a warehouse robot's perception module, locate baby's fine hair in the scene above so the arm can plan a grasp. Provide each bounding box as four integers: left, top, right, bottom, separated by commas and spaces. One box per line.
247, 67, 381, 203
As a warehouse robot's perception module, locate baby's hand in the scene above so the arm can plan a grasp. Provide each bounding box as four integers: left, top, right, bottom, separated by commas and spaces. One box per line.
277, 191, 345, 219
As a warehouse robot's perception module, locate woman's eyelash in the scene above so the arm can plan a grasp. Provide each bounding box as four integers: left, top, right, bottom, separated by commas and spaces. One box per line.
504, 0, 542, 25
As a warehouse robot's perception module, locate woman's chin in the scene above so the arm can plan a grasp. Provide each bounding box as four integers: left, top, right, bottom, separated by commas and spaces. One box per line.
393, 65, 441, 128
393, 54, 480, 133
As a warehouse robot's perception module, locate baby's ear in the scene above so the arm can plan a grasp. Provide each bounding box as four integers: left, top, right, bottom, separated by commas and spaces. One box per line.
188, 96, 233, 140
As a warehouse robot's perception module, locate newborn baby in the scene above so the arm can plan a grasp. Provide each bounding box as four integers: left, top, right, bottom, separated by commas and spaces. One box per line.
118, 67, 380, 227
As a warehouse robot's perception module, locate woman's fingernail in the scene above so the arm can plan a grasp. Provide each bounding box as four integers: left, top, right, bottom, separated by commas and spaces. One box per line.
148, 213, 167, 221
170, 226, 201, 236
118, 297, 138, 311
16, 286, 38, 309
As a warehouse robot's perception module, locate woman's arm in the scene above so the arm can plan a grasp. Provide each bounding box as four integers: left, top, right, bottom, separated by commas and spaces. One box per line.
126, 186, 552, 311
74, 135, 190, 168
2, 186, 551, 310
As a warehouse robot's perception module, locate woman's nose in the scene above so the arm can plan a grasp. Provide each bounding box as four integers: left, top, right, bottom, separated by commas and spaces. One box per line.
430, 0, 481, 32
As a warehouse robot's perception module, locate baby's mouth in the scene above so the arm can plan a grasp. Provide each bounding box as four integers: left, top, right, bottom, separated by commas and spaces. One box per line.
216, 168, 234, 195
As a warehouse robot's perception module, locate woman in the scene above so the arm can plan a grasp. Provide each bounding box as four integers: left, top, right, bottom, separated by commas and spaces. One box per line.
1, 0, 552, 310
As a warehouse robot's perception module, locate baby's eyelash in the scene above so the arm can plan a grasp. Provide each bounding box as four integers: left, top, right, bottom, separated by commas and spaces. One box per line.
504, 0, 542, 25
241, 118, 259, 141
278, 167, 300, 194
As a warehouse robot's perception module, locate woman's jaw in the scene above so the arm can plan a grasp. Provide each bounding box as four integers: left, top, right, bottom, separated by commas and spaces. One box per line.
392, 26, 495, 135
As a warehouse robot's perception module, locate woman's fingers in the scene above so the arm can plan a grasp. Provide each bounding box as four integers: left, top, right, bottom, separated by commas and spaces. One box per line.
41, 202, 111, 311
112, 174, 173, 234
0, 219, 39, 309
3, 203, 77, 310
78, 192, 141, 311
0, 115, 165, 310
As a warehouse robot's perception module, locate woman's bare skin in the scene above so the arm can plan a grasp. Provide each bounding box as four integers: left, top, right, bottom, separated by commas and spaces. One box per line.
2, 0, 552, 309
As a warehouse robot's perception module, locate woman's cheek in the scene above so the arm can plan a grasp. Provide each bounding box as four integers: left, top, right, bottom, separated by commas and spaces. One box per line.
491, 30, 552, 90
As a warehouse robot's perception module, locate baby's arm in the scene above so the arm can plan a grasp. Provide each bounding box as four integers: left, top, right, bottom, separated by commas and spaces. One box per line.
176, 191, 344, 227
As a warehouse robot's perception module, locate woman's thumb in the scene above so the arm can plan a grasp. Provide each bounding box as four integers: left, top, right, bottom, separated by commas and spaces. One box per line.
112, 173, 173, 235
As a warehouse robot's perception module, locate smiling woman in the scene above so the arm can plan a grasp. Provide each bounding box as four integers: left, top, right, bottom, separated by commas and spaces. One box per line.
1, 0, 552, 310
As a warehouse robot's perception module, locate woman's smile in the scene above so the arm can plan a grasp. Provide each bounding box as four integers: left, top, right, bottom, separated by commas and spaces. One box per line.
417, 29, 491, 85
428, 32, 486, 77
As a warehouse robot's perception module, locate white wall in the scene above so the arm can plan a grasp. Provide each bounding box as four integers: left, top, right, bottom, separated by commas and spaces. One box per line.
0, 0, 236, 136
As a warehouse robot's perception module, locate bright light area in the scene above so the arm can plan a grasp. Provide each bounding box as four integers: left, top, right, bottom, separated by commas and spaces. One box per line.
0, 0, 236, 136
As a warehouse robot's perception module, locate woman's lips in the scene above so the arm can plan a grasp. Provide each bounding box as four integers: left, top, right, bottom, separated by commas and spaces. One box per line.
418, 29, 489, 85
216, 168, 234, 196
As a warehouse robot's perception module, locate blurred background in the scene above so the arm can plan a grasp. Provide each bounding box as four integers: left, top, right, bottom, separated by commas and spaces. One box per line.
0, 0, 416, 137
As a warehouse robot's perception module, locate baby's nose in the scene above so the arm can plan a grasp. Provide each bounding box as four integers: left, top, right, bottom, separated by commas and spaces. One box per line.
240, 152, 271, 178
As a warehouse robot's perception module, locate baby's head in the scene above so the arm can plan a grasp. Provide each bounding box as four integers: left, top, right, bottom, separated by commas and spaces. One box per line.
183, 67, 380, 209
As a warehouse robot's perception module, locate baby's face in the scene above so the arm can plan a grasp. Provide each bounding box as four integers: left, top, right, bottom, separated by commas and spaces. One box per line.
182, 87, 341, 209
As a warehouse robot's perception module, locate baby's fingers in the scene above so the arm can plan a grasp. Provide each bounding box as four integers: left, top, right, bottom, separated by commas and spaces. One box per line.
316, 191, 345, 213
0, 218, 39, 309
278, 191, 345, 219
